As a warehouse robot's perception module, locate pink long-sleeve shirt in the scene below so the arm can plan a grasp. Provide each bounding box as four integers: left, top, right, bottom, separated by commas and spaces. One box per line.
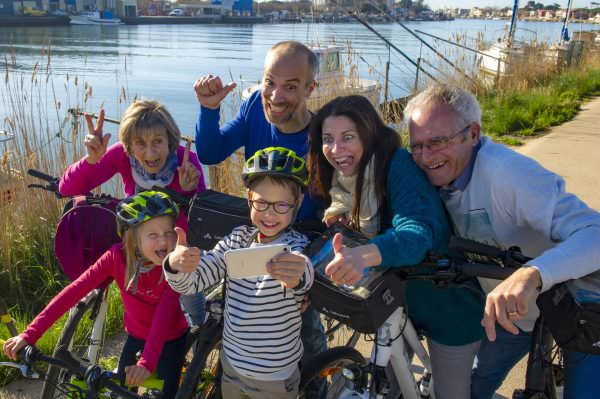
59, 143, 206, 231
21, 244, 189, 372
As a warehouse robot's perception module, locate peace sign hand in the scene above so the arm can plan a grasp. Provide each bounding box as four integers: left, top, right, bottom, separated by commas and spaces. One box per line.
177, 140, 201, 192
83, 109, 111, 165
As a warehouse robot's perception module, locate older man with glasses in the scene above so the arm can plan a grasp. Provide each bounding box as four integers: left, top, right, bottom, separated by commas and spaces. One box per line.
404, 83, 600, 399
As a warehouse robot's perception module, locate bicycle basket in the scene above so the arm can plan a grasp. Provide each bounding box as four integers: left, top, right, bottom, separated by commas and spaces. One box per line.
55, 196, 120, 282
305, 224, 406, 334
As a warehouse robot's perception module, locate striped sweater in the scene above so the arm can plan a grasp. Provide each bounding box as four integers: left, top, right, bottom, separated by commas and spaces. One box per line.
164, 225, 313, 380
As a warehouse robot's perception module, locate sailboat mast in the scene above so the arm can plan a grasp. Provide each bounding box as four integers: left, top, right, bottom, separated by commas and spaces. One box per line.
507, 0, 519, 47
561, 0, 573, 44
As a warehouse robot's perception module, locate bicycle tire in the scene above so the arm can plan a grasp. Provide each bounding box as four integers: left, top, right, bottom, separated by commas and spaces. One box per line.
176, 322, 223, 399
299, 346, 366, 399
40, 290, 106, 399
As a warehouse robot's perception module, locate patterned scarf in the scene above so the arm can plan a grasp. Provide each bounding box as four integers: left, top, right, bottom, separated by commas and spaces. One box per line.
129, 152, 178, 192
323, 157, 380, 238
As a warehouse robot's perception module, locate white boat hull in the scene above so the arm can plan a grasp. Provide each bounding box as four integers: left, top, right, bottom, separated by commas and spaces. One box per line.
69, 15, 122, 25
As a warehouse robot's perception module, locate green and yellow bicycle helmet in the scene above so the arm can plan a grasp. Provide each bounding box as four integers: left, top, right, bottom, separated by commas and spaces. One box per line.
116, 191, 179, 237
242, 147, 309, 191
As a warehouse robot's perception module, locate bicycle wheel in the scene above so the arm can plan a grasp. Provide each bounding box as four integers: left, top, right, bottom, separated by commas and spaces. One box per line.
176, 322, 223, 399
299, 346, 366, 399
40, 289, 107, 399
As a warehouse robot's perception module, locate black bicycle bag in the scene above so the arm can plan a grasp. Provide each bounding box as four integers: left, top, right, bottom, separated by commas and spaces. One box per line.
305, 224, 406, 334
187, 189, 251, 250
537, 271, 600, 355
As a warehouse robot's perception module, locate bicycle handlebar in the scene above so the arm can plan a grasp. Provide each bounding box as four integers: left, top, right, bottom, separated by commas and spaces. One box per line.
27, 169, 62, 198
449, 236, 531, 265
3, 344, 151, 399
27, 169, 57, 184
449, 236, 506, 258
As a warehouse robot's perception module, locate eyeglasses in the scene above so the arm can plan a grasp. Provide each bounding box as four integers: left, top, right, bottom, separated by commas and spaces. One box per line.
408, 124, 471, 155
249, 199, 295, 214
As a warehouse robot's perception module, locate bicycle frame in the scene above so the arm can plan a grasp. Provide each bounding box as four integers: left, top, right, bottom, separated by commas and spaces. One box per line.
67, 288, 108, 365
332, 306, 435, 399
375, 307, 434, 399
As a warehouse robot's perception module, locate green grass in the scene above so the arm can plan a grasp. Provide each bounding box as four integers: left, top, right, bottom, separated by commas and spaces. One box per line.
0, 284, 125, 387
480, 69, 600, 143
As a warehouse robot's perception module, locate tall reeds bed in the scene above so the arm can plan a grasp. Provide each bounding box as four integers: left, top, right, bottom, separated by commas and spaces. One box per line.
0, 45, 126, 385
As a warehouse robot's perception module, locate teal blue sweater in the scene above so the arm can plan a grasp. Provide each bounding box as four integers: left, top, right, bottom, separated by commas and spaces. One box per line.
370, 149, 484, 346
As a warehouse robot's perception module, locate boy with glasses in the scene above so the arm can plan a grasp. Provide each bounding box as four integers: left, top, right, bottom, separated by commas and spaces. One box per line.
164, 147, 314, 399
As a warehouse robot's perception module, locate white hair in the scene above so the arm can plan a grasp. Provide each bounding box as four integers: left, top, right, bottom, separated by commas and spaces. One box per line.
403, 84, 482, 130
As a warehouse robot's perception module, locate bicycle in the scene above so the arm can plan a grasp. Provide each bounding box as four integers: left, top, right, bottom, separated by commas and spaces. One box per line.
0, 340, 164, 398
299, 236, 563, 399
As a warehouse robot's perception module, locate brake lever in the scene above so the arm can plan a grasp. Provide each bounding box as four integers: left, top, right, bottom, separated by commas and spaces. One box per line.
0, 361, 40, 379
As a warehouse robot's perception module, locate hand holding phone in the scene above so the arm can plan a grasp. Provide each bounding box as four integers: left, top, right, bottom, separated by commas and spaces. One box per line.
225, 244, 291, 279
267, 251, 308, 289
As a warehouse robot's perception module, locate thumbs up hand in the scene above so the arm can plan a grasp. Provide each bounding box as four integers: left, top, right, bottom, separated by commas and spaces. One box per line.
193, 75, 236, 110
168, 227, 201, 273
324, 233, 382, 286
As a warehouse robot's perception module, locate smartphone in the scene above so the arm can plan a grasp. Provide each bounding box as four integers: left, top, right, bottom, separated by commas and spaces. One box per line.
224, 244, 291, 279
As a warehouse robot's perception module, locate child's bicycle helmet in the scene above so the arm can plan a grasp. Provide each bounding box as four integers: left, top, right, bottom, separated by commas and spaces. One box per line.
242, 146, 309, 191
116, 191, 179, 236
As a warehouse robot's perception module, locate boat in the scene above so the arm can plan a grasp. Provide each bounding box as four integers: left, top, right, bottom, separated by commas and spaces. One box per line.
242, 45, 380, 110
476, 0, 526, 85
69, 10, 122, 25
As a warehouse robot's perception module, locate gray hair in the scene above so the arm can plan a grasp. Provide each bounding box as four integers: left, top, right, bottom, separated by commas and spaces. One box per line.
403, 84, 482, 129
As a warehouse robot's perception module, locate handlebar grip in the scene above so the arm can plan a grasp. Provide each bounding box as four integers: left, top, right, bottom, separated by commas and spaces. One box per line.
27, 169, 57, 183
17, 345, 37, 362
449, 236, 505, 258
54, 345, 88, 377
456, 263, 516, 280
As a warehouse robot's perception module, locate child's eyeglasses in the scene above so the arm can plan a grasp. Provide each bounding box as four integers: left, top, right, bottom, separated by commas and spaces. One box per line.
249, 199, 295, 214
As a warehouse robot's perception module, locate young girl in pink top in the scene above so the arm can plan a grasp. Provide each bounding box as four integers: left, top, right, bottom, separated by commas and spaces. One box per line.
3, 191, 188, 399
58, 99, 207, 326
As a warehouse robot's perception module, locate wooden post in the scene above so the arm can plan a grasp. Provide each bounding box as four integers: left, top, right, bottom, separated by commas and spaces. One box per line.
383, 60, 390, 106
413, 57, 421, 94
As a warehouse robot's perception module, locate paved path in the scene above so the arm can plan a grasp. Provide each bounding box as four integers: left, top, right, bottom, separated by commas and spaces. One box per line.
517, 96, 600, 211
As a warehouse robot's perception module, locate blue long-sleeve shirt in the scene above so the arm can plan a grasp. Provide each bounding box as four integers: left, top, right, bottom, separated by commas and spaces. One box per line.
195, 90, 320, 220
